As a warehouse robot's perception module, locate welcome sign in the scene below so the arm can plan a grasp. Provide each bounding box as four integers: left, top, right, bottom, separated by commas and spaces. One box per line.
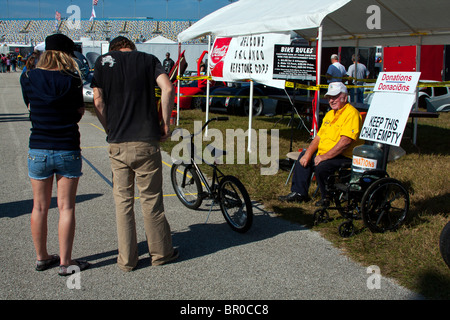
209, 33, 290, 89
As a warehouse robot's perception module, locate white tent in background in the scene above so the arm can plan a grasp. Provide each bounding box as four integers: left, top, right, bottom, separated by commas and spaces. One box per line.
145, 35, 176, 44
178, 0, 450, 146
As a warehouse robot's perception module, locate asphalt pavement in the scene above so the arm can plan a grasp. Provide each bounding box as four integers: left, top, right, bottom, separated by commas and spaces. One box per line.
0, 72, 422, 304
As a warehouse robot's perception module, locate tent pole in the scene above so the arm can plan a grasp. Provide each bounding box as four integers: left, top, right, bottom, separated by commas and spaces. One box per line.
205, 35, 211, 137
314, 24, 323, 137
205, 34, 211, 137
414, 38, 422, 145
247, 80, 254, 153
176, 42, 181, 126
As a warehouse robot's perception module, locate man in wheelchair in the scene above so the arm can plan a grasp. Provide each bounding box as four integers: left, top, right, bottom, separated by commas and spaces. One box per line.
279, 82, 363, 206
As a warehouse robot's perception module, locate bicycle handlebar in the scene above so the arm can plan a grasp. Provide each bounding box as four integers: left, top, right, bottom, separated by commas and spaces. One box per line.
201, 117, 229, 132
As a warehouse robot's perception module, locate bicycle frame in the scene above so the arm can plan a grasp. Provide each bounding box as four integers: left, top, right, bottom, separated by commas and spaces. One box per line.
171, 116, 253, 233
180, 117, 228, 199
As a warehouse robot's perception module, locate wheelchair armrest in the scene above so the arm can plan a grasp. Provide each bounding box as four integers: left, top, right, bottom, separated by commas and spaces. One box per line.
361, 169, 389, 179
340, 162, 352, 169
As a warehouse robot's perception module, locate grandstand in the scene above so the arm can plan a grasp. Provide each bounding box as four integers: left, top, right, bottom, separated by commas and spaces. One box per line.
0, 18, 206, 45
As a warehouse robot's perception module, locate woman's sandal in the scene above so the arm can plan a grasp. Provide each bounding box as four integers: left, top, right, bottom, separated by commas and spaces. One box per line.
58, 260, 90, 276
35, 254, 60, 271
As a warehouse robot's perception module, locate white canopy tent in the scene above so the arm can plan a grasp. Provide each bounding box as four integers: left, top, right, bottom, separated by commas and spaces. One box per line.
178, 0, 450, 145
179, 0, 450, 46
144, 35, 176, 44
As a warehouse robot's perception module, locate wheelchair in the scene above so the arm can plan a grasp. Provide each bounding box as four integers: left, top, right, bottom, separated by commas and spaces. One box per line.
313, 143, 410, 237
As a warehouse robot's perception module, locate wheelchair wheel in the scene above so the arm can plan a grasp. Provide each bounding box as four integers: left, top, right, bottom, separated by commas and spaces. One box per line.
313, 208, 330, 226
440, 220, 450, 269
360, 177, 409, 233
339, 220, 355, 238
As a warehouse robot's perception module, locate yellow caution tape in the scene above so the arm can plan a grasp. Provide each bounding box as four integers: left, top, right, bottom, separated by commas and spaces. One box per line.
163, 75, 450, 98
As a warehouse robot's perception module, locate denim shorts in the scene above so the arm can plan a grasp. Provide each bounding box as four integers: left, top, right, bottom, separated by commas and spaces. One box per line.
27, 149, 83, 180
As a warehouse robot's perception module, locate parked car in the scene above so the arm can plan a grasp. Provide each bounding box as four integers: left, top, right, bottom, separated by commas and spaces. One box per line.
175, 82, 206, 110
82, 77, 94, 103
208, 82, 292, 116
73, 51, 95, 104
418, 80, 450, 112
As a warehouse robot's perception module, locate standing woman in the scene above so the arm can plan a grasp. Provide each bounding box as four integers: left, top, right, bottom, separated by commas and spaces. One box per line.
20, 34, 89, 276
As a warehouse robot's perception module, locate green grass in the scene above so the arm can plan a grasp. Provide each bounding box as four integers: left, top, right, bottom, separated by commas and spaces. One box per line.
162, 108, 450, 300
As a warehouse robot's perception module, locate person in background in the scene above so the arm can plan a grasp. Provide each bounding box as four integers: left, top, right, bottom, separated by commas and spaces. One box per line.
0, 54, 6, 73
347, 54, 369, 103
11, 54, 17, 72
326, 54, 346, 83
20, 33, 89, 276
162, 52, 175, 74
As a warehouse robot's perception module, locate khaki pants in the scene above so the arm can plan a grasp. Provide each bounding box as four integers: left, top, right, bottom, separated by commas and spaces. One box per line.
109, 141, 174, 271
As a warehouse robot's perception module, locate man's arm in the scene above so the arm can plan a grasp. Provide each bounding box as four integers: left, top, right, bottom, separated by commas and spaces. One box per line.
314, 135, 353, 165
93, 87, 108, 132
299, 135, 320, 167
156, 72, 175, 142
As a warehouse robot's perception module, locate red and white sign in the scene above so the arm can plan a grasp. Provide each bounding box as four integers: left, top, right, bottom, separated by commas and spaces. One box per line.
352, 156, 377, 173
209, 33, 290, 89
374, 72, 421, 94
210, 37, 232, 79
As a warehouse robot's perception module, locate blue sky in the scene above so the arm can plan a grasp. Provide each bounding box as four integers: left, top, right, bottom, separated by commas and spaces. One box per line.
0, 0, 234, 20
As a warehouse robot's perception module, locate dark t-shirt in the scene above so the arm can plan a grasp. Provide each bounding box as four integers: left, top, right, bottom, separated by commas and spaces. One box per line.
91, 50, 165, 143
20, 69, 83, 150
163, 58, 174, 74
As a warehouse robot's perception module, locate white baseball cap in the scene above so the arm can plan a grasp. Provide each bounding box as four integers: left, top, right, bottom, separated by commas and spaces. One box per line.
325, 82, 348, 97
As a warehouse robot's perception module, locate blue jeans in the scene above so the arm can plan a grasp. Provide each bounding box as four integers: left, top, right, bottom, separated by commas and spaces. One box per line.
27, 149, 83, 180
351, 87, 365, 103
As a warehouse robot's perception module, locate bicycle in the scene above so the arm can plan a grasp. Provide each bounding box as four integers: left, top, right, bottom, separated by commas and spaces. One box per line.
170, 117, 253, 233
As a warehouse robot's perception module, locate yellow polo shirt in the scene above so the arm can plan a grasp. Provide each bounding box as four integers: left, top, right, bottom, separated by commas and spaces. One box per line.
317, 103, 362, 158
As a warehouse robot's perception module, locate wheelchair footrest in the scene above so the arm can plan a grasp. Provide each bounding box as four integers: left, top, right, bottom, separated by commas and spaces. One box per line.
335, 183, 348, 192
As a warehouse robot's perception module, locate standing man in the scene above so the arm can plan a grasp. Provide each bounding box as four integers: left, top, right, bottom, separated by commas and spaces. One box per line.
279, 82, 362, 206
326, 54, 346, 83
347, 54, 369, 103
91, 36, 178, 272
162, 52, 175, 74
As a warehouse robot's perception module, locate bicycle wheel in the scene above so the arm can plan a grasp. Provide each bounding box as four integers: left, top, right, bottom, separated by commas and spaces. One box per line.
218, 175, 253, 233
440, 220, 450, 269
360, 177, 409, 233
171, 163, 203, 209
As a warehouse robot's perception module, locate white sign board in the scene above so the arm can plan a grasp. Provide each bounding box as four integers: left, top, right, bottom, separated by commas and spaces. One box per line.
374, 72, 421, 94
360, 72, 421, 146
209, 33, 290, 89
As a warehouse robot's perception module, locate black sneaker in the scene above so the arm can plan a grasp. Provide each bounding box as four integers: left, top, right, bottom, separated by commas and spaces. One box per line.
315, 198, 330, 207
278, 192, 308, 203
